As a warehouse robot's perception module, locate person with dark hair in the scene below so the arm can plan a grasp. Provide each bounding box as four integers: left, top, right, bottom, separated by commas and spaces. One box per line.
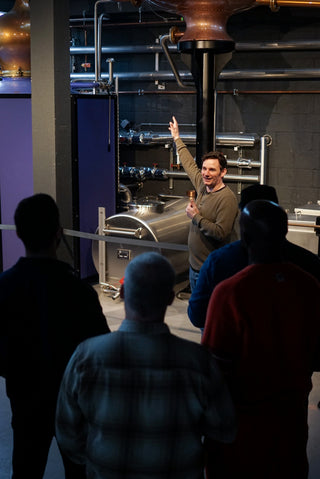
168, 116, 238, 291
202, 200, 320, 479
188, 184, 320, 329
0, 193, 110, 479
14, 193, 61, 253
56, 252, 236, 479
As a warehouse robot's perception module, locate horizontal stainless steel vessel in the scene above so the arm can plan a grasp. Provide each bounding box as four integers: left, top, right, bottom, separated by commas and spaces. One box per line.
92, 197, 190, 284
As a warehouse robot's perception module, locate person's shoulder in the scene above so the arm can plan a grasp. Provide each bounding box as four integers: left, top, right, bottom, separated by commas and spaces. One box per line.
205, 240, 245, 266
168, 333, 214, 360
213, 264, 252, 292
284, 241, 320, 280
282, 261, 320, 284
223, 185, 238, 199
209, 240, 242, 257
169, 335, 226, 375
0, 258, 24, 285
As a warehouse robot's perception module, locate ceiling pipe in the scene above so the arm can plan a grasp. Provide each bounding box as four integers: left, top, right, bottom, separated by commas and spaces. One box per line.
255, 0, 320, 7
94, 0, 142, 83
70, 40, 320, 56
70, 67, 320, 82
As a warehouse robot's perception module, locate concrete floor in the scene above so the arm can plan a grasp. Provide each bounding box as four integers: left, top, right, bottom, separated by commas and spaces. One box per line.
0, 286, 320, 478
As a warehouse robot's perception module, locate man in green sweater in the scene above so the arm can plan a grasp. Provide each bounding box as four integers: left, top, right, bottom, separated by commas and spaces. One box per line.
169, 116, 239, 291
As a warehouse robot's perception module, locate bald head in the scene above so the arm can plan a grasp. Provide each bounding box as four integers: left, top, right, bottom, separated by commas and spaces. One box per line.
240, 200, 288, 263
123, 252, 175, 322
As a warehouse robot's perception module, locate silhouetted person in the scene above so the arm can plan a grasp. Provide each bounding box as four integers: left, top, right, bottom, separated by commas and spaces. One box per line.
0, 193, 109, 479
202, 200, 320, 479
188, 184, 320, 330
56, 252, 236, 479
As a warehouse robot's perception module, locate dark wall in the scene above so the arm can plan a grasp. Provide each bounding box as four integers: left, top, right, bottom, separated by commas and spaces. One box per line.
70, 3, 320, 212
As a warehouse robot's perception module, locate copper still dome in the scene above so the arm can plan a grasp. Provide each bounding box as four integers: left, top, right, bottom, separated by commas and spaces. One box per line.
0, 0, 30, 77
146, 0, 256, 46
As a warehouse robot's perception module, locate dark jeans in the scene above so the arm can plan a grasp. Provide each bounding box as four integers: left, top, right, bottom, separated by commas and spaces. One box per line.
10, 397, 86, 479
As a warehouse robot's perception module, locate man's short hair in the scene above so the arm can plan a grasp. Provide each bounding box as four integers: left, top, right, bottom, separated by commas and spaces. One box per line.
14, 194, 60, 252
201, 151, 227, 171
239, 184, 279, 211
124, 252, 175, 318
241, 199, 288, 246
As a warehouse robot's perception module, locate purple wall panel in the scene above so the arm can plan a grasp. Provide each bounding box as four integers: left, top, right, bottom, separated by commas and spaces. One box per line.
0, 97, 33, 270
76, 96, 117, 278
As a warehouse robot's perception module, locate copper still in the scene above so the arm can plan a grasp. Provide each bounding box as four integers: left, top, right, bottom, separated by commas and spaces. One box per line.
146, 0, 256, 48
144, 0, 320, 164
0, 0, 30, 77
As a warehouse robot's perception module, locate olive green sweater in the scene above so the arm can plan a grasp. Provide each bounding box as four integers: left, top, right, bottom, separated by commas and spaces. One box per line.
176, 138, 239, 271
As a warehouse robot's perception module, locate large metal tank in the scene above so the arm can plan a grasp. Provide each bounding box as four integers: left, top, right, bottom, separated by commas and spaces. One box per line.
92, 197, 190, 284
287, 204, 320, 256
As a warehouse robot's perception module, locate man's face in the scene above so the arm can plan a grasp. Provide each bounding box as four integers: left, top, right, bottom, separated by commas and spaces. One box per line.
201, 158, 226, 191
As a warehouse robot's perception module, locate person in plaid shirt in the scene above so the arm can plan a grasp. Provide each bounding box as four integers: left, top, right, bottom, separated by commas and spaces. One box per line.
56, 252, 236, 479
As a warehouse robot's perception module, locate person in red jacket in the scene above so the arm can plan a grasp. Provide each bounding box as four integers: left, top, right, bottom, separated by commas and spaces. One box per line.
203, 199, 320, 479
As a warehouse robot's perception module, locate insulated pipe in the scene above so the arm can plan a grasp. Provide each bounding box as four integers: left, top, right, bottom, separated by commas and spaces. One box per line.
71, 68, 320, 82
70, 81, 101, 89
159, 171, 260, 182
70, 40, 320, 56
120, 131, 260, 146
119, 167, 260, 182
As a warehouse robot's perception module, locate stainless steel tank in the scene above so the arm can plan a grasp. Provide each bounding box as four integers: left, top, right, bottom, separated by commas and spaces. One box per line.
92, 197, 190, 284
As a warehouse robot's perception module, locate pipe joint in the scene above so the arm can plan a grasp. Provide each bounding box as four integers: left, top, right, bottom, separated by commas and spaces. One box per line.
269, 0, 280, 11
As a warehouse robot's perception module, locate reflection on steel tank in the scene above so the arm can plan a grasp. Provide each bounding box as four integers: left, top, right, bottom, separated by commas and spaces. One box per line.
92, 197, 190, 284
0, 0, 30, 77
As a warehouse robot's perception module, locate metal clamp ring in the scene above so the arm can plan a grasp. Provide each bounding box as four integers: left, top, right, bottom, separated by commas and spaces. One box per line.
270, 0, 280, 12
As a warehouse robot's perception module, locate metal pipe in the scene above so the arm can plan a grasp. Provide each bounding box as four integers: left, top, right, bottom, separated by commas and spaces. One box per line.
70, 19, 184, 28
71, 67, 320, 82
70, 40, 320, 56
107, 57, 115, 85
221, 68, 320, 80
71, 71, 192, 81
218, 89, 320, 94
94, 1, 112, 82
213, 88, 217, 151
259, 135, 269, 185
72, 44, 178, 55
97, 12, 108, 81
255, 0, 320, 6
227, 159, 261, 168
70, 81, 101, 89
120, 131, 260, 147
191, 49, 216, 164
159, 34, 189, 89
103, 226, 144, 238
164, 171, 260, 182
235, 40, 320, 52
